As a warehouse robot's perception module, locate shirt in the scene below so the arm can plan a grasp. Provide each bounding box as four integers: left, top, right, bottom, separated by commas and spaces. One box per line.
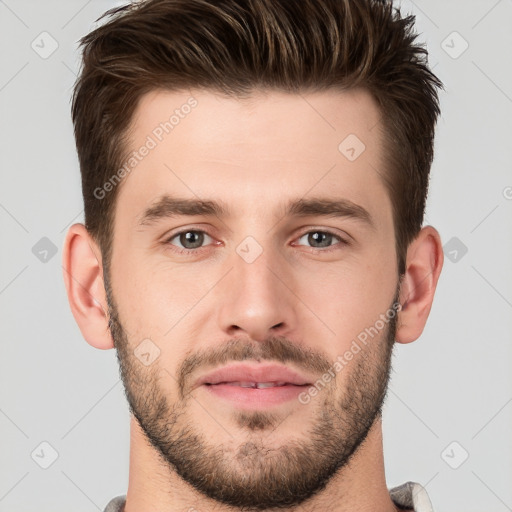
103, 481, 434, 511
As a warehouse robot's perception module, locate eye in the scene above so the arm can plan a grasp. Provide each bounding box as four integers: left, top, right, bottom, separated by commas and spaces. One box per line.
166, 230, 214, 251
162, 228, 348, 255
295, 230, 347, 250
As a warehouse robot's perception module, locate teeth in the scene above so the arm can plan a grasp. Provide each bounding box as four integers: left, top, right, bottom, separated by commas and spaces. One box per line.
256, 381, 287, 388
223, 381, 288, 388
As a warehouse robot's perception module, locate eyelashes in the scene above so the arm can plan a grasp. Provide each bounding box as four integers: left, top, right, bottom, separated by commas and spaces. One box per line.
294, 230, 349, 250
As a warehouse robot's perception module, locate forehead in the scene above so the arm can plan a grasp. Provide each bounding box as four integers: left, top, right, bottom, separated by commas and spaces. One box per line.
130, 87, 382, 157
115, 87, 390, 229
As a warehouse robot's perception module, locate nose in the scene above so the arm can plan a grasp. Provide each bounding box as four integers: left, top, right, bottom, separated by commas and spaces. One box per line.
215, 243, 297, 342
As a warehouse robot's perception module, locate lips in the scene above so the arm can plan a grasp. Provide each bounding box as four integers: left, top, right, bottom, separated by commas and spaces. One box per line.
219, 381, 291, 388
196, 363, 313, 389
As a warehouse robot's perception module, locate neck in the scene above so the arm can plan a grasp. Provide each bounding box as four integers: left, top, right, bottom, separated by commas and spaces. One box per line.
124, 415, 400, 512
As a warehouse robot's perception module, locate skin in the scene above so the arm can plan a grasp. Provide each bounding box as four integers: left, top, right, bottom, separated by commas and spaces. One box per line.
63, 88, 443, 512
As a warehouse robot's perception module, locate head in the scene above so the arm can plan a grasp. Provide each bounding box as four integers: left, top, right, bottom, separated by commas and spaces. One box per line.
64, 0, 444, 509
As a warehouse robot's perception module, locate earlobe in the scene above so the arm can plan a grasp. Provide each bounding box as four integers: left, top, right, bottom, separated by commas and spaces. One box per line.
62, 223, 114, 350
395, 226, 444, 344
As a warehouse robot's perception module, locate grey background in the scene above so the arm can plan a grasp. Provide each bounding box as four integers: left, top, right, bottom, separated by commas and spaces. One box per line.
1, 0, 511, 511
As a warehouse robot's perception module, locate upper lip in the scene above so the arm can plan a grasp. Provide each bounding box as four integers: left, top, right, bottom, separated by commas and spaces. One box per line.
196, 363, 314, 388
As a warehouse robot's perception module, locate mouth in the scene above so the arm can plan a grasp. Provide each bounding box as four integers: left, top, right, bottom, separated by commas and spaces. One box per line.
196, 363, 314, 409
205, 381, 309, 388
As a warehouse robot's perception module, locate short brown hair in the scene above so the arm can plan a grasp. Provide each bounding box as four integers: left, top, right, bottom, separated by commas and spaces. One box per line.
72, 0, 442, 276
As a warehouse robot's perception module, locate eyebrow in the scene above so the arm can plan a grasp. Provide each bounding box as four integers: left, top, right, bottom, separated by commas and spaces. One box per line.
138, 195, 375, 230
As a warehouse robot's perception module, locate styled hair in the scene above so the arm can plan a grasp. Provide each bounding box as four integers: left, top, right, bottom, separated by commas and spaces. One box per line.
72, 0, 442, 276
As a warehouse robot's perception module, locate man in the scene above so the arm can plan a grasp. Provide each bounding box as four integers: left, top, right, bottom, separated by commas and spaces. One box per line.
62, 0, 444, 511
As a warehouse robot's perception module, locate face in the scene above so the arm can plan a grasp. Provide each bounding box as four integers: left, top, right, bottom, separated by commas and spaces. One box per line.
105, 88, 401, 509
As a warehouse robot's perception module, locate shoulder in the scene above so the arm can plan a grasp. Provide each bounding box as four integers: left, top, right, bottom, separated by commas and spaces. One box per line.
103, 495, 127, 512
389, 481, 434, 512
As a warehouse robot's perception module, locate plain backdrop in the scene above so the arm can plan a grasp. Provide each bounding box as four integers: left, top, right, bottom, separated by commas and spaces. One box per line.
1, 1, 511, 511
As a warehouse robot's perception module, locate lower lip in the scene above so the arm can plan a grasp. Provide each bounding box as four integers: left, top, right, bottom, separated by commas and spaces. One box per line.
202, 383, 308, 408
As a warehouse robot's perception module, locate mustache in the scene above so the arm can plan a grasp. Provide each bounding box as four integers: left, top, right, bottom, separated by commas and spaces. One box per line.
177, 336, 333, 399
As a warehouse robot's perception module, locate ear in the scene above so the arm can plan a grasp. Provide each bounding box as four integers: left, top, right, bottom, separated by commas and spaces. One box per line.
396, 225, 444, 344
62, 223, 114, 350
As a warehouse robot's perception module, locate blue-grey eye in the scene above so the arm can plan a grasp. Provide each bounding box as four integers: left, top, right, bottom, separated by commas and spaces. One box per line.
297, 231, 340, 248
169, 230, 213, 249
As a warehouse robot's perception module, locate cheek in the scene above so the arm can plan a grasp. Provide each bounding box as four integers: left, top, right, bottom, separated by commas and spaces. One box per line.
299, 250, 397, 347
110, 260, 203, 389
111, 251, 217, 341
